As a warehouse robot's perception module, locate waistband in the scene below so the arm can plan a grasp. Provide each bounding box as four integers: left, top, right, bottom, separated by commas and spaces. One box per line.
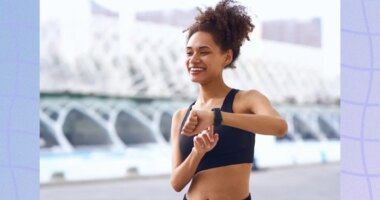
183, 193, 251, 200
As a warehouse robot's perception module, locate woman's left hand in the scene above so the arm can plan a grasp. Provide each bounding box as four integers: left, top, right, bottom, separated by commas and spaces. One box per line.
192, 126, 219, 155
181, 109, 214, 136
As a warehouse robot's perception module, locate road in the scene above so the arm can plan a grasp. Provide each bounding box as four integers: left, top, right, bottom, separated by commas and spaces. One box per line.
41, 163, 339, 200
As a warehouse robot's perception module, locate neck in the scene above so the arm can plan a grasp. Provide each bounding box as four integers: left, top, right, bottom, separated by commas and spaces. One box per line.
197, 77, 231, 104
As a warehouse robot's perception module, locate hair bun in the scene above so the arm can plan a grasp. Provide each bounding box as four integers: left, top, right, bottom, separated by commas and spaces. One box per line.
185, 0, 254, 69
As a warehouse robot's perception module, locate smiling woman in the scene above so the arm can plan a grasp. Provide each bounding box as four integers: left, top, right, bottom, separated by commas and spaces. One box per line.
185, 32, 231, 84
170, 0, 288, 199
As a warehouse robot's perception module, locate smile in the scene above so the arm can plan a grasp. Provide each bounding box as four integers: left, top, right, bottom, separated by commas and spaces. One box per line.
190, 67, 206, 73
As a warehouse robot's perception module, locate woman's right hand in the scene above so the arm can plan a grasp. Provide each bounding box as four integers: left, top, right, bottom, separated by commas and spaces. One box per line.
192, 125, 219, 155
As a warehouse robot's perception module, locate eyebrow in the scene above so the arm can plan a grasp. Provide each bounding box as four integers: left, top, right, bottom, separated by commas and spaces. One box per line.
186, 46, 211, 50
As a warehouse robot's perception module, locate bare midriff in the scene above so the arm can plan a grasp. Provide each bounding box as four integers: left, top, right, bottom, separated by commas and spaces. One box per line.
186, 163, 252, 200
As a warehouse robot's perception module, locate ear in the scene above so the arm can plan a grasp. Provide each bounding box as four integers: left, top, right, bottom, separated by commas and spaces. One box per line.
224, 49, 233, 66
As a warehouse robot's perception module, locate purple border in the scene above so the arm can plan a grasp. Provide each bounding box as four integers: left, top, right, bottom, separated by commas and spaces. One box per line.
0, 0, 379, 199
0, 0, 39, 199
341, 0, 380, 199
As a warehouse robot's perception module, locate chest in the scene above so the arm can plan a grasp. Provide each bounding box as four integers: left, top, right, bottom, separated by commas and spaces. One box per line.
191, 95, 249, 114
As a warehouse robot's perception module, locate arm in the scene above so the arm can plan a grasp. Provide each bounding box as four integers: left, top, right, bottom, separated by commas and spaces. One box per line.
222, 90, 287, 136
181, 90, 288, 137
170, 110, 219, 192
222, 112, 287, 136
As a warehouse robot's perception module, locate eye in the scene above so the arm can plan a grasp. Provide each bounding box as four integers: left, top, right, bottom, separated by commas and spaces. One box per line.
186, 52, 193, 56
200, 52, 209, 55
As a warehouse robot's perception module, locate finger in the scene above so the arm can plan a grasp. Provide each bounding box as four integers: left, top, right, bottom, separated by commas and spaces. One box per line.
185, 113, 197, 127
182, 128, 191, 134
192, 123, 207, 135
191, 124, 197, 129
184, 123, 196, 130
184, 116, 198, 127
200, 133, 211, 148
186, 117, 197, 126
209, 133, 219, 148
194, 136, 205, 149
193, 136, 201, 149
213, 133, 219, 144
184, 125, 196, 132
182, 126, 196, 135
189, 115, 198, 122
182, 124, 195, 134
187, 119, 198, 127
208, 126, 214, 142
203, 127, 213, 143
214, 133, 219, 141
189, 111, 198, 122
187, 121, 198, 128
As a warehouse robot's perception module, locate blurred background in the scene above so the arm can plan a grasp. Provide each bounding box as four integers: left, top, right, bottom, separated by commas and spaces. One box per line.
40, 0, 340, 199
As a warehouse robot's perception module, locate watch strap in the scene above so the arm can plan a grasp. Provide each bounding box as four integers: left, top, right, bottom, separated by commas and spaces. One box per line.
211, 108, 222, 126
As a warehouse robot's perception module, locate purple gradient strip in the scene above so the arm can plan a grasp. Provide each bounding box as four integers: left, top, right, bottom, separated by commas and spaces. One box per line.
0, 0, 39, 199
342, 0, 380, 199
4, 21, 22, 200
358, 0, 374, 198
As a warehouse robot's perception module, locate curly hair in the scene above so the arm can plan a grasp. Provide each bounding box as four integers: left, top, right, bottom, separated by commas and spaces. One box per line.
184, 0, 254, 69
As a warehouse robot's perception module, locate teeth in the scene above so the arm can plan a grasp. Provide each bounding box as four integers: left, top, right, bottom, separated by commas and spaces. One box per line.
191, 67, 205, 72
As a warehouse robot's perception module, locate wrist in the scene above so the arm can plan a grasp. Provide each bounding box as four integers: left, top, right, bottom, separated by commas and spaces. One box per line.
210, 110, 215, 125
191, 147, 205, 157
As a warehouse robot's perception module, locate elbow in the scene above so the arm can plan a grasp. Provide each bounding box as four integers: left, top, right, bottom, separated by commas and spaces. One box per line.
172, 184, 183, 193
276, 119, 288, 137
170, 177, 184, 192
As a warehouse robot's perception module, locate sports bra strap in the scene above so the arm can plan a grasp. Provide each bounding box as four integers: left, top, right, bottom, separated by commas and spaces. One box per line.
221, 89, 239, 112
179, 101, 195, 133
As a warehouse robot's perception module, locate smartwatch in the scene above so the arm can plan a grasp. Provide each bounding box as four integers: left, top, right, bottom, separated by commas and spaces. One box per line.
211, 108, 222, 126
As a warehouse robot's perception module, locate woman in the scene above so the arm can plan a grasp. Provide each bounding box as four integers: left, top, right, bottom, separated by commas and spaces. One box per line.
170, 0, 288, 199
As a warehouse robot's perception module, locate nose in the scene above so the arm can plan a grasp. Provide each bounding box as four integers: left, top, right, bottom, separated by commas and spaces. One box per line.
189, 53, 200, 64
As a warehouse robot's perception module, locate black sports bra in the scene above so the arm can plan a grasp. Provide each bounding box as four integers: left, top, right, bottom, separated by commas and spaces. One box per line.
179, 89, 256, 173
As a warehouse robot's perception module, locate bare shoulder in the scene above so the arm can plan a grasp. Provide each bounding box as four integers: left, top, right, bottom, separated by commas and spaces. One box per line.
234, 89, 275, 114
171, 107, 189, 138
237, 89, 267, 99
173, 108, 188, 122
236, 89, 272, 104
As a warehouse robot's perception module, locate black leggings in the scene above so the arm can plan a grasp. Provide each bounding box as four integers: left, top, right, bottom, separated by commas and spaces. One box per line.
183, 193, 251, 200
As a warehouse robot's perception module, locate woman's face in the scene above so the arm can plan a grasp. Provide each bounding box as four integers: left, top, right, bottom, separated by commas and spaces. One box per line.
185, 31, 231, 83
